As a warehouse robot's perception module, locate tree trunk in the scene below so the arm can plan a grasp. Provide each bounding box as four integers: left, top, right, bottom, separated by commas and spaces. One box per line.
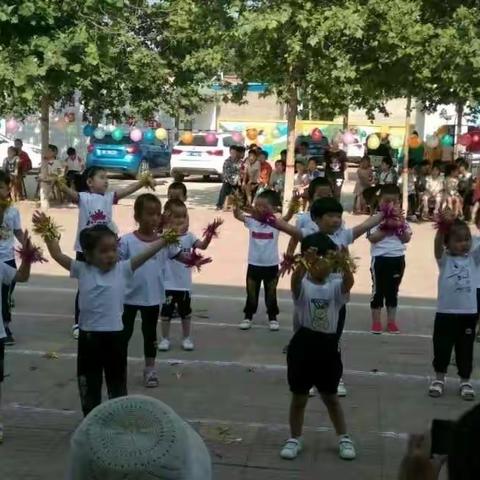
283, 90, 298, 214
401, 96, 412, 215
342, 109, 349, 131
454, 102, 464, 158
40, 95, 50, 209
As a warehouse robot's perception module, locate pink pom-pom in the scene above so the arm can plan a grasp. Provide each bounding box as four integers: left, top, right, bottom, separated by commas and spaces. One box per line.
16, 244, 48, 264
184, 249, 212, 272
380, 202, 397, 220
254, 212, 277, 227
203, 218, 224, 240
379, 203, 407, 237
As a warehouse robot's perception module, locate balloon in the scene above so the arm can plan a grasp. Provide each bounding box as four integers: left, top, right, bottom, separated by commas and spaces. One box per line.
130, 128, 142, 142
246, 128, 258, 141
155, 128, 168, 141
311, 128, 323, 141
105, 124, 116, 133
359, 130, 368, 139
93, 127, 106, 140
441, 134, 454, 147
342, 132, 355, 145
408, 135, 422, 149
6, 118, 18, 134
181, 132, 194, 145
231, 131, 244, 143
426, 135, 439, 148
390, 136, 403, 149
471, 134, 480, 144
112, 128, 124, 142
144, 129, 155, 143
367, 134, 380, 150
458, 133, 472, 147
205, 132, 217, 145
83, 124, 95, 137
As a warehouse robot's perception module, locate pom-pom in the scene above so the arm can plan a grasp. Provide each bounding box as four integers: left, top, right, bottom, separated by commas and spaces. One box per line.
279, 253, 301, 277
16, 243, 48, 264
203, 218, 224, 240
137, 171, 156, 191
379, 202, 407, 237
0, 198, 12, 209
326, 250, 358, 274
252, 211, 277, 227
161, 228, 180, 246
32, 211, 62, 241
52, 174, 67, 189
434, 214, 455, 234
183, 249, 212, 272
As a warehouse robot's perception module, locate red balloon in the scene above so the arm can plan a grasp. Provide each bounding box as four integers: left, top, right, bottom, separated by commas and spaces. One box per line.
472, 134, 480, 144
311, 128, 323, 141
458, 133, 472, 146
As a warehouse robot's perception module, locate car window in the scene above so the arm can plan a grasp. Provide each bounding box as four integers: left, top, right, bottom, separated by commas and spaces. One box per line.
91, 135, 132, 145
178, 135, 219, 147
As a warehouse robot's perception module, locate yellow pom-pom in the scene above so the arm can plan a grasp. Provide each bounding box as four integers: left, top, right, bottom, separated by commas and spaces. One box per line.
326, 250, 358, 274
137, 172, 156, 191
161, 228, 180, 246
32, 211, 62, 241
52, 174, 67, 189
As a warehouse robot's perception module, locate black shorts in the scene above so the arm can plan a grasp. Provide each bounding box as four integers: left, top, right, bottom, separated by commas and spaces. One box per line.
161, 290, 192, 319
0, 338, 4, 382
287, 327, 342, 395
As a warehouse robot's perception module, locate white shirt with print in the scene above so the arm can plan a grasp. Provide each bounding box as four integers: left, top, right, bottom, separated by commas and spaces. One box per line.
0, 263, 16, 338
0, 207, 21, 262
164, 232, 199, 291
70, 260, 133, 331
368, 224, 410, 257
245, 217, 279, 267
74, 191, 116, 252
119, 233, 180, 306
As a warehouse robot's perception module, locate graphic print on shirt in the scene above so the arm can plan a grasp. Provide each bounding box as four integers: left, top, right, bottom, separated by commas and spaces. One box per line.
252, 231, 274, 240
86, 209, 108, 227
448, 261, 472, 294
0, 226, 12, 241
310, 298, 330, 332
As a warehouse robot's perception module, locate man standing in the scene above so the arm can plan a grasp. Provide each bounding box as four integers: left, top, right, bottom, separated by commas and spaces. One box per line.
14, 139, 32, 199
216, 146, 242, 210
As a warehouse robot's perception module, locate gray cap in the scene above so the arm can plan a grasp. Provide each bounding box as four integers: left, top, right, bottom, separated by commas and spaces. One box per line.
67, 395, 212, 480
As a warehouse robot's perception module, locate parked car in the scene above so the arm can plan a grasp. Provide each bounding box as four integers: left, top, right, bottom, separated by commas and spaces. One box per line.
86, 133, 171, 177
0, 134, 42, 169
170, 133, 241, 180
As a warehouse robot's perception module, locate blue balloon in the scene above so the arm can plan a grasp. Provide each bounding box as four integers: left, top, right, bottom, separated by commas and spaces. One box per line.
144, 129, 155, 143
83, 124, 95, 137
277, 124, 288, 136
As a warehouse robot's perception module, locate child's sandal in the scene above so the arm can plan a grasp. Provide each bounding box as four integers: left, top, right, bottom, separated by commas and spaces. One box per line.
428, 380, 445, 398
459, 382, 475, 401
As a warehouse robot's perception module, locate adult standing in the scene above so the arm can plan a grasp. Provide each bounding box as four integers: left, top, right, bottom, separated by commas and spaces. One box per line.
14, 139, 31, 200
216, 146, 241, 210
64, 147, 85, 191
325, 141, 347, 200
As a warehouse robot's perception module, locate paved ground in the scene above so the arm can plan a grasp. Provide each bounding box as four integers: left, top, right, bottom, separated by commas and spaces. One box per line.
0, 175, 474, 479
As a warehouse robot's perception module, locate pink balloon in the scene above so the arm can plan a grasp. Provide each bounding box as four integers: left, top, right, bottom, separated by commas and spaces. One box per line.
458, 133, 472, 146
472, 134, 480, 144
130, 128, 142, 142
6, 118, 18, 134
205, 132, 217, 145
342, 132, 355, 145
232, 131, 244, 143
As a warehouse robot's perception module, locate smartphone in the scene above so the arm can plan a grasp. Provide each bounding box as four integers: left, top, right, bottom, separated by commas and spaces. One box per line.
431, 419, 454, 456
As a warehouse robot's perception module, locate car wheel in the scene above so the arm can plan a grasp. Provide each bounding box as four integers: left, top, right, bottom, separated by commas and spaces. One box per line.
137, 159, 150, 176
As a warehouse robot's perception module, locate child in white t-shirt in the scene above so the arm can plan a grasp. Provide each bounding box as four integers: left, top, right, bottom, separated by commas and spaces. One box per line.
0, 171, 24, 345
39, 216, 175, 417
429, 216, 480, 401
367, 185, 411, 334
0, 232, 32, 443
280, 233, 356, 461
119, 194, 179, 388
159, 199, 214, 352
57, 166, 159, 338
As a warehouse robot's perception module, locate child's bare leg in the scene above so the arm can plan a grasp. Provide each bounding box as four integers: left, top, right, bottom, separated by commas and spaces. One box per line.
387, 307, 397, 324
320, 393, 347, 435
434, 194, 442, 215
161, 318, 171, 339
181, 316, 191, 339
289, 394, 308, 438
371, 308, 381, 325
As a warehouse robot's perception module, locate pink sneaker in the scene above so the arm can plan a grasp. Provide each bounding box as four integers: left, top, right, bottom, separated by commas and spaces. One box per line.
387, 322, 400, 334
370, 321, 382, 334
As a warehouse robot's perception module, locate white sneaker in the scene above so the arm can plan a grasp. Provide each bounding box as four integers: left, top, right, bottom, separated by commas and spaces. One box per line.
239, 319, 252, 330
269, 320, 280, 331
280, 438, 303, 459
338, 435, 356, 460
337, 379, 347, 397
158, 338, 171, 352
72, 324, 79, 340
182, 337, 194, 351
308, 387, 316, 397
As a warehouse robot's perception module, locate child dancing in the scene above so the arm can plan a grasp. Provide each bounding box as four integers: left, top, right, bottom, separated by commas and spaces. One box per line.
0, 232, 33, 443
37, 213, 177, 416
429, 215, 479, 401
119, 194, 180, 388
56, 166, 158, 339
368, 185, 412, 334
280, 233, 356, 461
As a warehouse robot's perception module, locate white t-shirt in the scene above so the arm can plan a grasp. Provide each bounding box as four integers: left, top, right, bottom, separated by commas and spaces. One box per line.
74, 191, 116, 252
298, 214, 351, 248
0, 207, 21, 262
437, 249, 480, 314
164, 232, 199, 291
329, 227, 353, 248
368, 224, 410, 257
70, 260, 133, 331
295, 276, 347, 334
119, 233, 180, 306
0, 263, 16, 338
244, 217, 279, 267
65, 155, 83, 172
